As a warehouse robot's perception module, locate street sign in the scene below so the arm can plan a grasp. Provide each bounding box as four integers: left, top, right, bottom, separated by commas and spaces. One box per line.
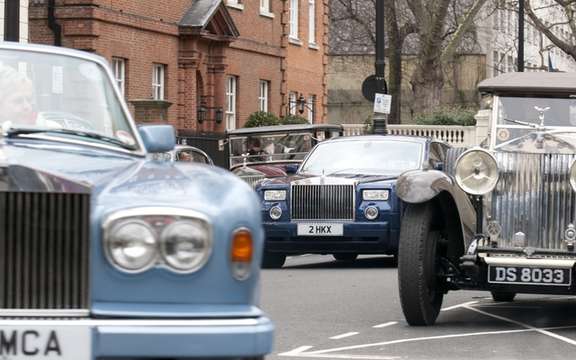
362, 75, 387, 102
374, 93, 392, 114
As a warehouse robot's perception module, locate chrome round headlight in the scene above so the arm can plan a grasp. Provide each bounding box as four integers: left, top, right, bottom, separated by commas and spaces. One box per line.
454, 149, 499, 195
570, 159, 576, 192
364, 206, 379, 220
106, 220, 157, 273
160, 220, 212, 273
269, 206, 283, 220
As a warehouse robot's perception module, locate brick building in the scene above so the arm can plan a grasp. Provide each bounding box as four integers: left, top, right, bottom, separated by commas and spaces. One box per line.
28, 0, 327, 132
2, 0, 29, 42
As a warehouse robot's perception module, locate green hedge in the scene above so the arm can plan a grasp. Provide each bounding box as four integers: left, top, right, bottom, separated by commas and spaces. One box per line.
415, 107, 477, 126
243, 112, 309, 128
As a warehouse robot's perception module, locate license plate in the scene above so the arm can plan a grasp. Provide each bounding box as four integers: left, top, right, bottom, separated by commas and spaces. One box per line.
0, 326, 90, 359
488, 265, 572, 286
297, 223, 344, 236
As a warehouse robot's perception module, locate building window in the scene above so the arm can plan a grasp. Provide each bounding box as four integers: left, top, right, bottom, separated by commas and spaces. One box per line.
308, 0, 316, 45
289, 92, 297, 115
307, 95, 316, 123
260, 0, 270, 13
112, 57, 126, 96
290, 0, 299, 39
226, 76, 238, 130
259, 80, 269, 112
507, 55, 514, 73
152, 63, 166, 100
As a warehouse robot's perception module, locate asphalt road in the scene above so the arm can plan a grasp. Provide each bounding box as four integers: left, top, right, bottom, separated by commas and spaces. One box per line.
261, 254, 576, 360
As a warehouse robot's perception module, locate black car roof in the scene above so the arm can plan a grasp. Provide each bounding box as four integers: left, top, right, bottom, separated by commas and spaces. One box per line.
227, 124, 343, 136
478, 72, 576, 96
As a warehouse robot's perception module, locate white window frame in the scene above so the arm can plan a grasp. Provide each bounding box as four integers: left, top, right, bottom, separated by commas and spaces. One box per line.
307, 95, 316, 123
308, 0, 316, 45
112, 57, 126, 96
260, 0, 270, 14
226, 76, 238, 130
289, 92, 297, 115
152, 63, 166, 101
226, 0, 244, 9
259, 80, 269, 112
290, 0, 299, 40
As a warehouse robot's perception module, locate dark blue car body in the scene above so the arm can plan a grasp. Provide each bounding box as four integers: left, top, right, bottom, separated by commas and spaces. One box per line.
256, 136, 449, 267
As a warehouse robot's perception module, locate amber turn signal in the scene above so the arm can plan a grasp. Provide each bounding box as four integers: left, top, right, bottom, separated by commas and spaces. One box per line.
231, 229, 253, 263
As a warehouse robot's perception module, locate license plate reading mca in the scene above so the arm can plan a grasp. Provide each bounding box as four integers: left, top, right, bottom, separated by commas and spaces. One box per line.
0, 326, 90, 360
488, 266, 572, 286
297, 223, 343, 236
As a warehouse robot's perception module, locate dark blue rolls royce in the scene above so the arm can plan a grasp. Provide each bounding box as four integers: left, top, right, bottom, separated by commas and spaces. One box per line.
256, 135, 450, 268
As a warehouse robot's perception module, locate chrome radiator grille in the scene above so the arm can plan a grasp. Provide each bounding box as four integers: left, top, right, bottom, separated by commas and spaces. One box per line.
492, 152, 576, 250
241, 174, 266, 189
0, 192, 90, 310
291, 185, 354, 220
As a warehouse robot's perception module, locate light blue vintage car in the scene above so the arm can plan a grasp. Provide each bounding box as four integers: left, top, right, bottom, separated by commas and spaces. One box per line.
0, 42, 273, 359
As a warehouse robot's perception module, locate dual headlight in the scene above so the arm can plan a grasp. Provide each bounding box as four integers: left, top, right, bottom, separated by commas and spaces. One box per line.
454, 149, 500, 195
104, 209, 212, 274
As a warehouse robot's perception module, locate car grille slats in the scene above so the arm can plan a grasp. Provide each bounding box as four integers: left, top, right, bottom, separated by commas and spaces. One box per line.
291, 184, 354, 220
492, 152, 576, 250
0, 192, 89, 311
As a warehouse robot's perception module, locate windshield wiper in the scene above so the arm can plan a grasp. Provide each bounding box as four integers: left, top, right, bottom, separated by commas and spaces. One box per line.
5, 128, 137, 150
504, 118, 541, 129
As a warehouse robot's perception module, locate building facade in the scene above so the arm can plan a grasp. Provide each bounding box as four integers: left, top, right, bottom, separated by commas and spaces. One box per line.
1, 0, 29, 42
478, 1, 576, 76
28, 0, 327, 132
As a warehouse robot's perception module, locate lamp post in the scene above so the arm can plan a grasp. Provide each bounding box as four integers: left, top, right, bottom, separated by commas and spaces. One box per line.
518, 0, 525, 72
372, 0, 387, 135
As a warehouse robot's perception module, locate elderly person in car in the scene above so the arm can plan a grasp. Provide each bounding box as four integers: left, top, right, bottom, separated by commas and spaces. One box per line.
0, 64, 36, 126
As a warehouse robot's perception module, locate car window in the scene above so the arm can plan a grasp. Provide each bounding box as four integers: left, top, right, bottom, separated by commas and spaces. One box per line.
176, 149, 210, 164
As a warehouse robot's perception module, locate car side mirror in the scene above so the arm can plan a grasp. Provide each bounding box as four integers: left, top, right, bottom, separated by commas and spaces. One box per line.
433, 162, 444, 171
285, 164, 299, 175
139, 125, 176, 153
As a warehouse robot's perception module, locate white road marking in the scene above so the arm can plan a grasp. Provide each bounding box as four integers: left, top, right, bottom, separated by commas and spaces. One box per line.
296, 325, 576, 355
373, 321, 398, 328
475, 304, 542, 309
281, 353, 401, 359
330, 332, 360, 340
280, 345, 315, 356
441, 300, 478, 311
464, 305, 576, 346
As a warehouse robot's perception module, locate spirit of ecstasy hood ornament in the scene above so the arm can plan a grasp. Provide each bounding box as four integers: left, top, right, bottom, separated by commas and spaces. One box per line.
535, 106, 550, 127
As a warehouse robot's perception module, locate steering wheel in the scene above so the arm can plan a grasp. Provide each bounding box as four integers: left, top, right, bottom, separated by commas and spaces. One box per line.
37, 111, 96, 132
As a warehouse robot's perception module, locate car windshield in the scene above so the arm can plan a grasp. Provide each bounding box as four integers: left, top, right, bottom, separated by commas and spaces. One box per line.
299, 140, 423, 176
494, 96, 576, 147
229, 132, 313, 167
0, 49, 137, 149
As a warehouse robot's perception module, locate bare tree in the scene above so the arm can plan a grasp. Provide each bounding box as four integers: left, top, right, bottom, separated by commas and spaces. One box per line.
525, 0, 576, 60
330, 0, 488, 119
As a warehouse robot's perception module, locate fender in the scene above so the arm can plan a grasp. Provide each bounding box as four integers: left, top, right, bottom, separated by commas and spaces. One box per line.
397, 169, 476, 247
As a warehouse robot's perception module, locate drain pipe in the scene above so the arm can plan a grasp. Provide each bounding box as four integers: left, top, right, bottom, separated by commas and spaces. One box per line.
47, 0, 62, 46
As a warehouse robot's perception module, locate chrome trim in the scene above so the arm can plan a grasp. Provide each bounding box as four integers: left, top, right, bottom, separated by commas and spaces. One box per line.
290, 184, 355, 220
0, 318, 263, 327
492, 152, 576, 250
483, 256, 576, 268
0, 43, 147, 156
0, 309, 89, 318
103, 207, 213, 274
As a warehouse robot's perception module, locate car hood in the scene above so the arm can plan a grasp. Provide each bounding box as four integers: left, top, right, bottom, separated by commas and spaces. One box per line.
262, 173, 399, 186
0, 140, 250, 214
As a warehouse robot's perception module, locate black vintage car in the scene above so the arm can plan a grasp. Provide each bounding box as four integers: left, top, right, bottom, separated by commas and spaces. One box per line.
396, 72, 576, 326
225, 124, 343, 187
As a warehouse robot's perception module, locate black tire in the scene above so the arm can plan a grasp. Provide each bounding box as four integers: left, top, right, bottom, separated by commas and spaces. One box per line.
262, 253, 286, 269
332, 253, 358, 262
398, 202, 445, 326
491, 291, 516, 302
